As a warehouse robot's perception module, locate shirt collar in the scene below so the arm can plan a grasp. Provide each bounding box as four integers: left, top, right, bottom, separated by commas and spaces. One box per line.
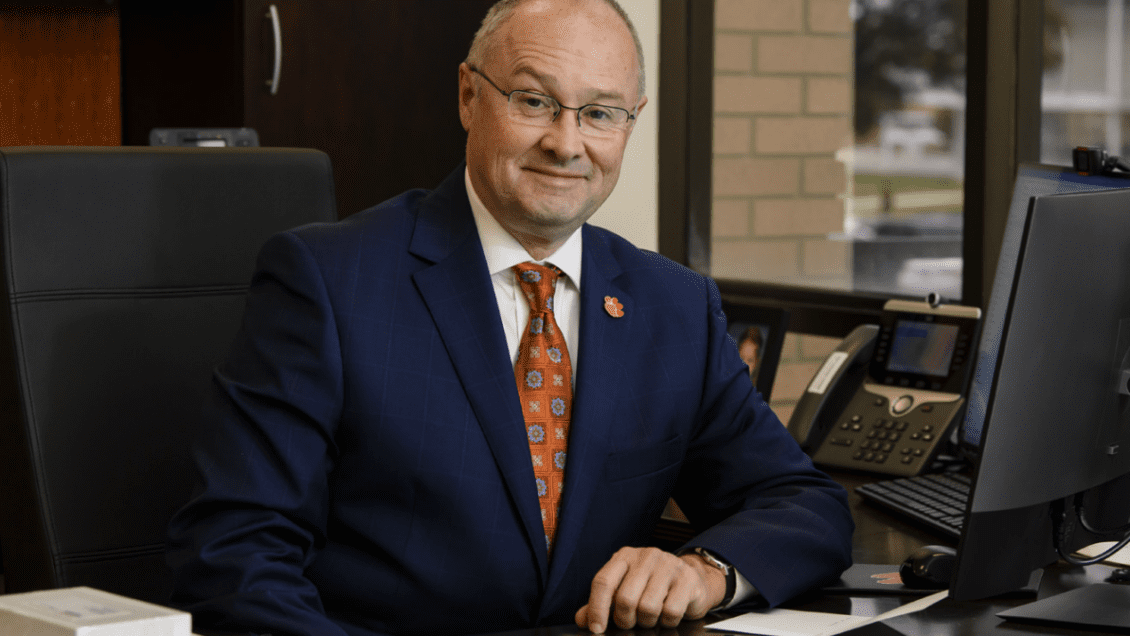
465, 167, 583, 288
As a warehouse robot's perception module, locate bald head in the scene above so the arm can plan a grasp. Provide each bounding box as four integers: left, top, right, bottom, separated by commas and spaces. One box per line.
465, 0, 645, 101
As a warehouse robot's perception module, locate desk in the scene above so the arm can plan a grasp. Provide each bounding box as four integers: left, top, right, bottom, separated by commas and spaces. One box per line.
475, 470, 1127, 636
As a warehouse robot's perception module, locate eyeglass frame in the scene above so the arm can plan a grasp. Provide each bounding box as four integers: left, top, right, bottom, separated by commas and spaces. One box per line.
467, 65, 637, 135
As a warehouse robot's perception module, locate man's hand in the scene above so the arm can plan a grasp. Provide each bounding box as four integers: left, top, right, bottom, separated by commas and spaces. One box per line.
574, 547, 727, 633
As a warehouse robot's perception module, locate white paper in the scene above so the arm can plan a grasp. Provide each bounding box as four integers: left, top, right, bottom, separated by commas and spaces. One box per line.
708, 609, 865, 636
0, 586, 192, 636
1076, 541, 1130, 566
33, 593, 132, 621
708, 590, 948, 636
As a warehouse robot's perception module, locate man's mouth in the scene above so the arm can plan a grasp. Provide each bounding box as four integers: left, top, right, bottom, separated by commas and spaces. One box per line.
526, 166, 587, 181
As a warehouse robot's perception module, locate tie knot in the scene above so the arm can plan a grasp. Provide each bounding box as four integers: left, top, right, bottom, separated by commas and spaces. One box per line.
513, 263, 560, 313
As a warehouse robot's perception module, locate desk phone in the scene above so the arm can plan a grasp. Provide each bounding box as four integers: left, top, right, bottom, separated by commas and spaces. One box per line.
788, 299, 982, 477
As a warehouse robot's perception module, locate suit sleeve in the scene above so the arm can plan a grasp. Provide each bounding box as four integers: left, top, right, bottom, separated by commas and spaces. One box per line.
166, 231, 350, 636
671, 279, 854, 608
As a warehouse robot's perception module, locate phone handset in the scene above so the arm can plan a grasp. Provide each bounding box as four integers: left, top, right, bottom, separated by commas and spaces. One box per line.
786, 324, 879, 452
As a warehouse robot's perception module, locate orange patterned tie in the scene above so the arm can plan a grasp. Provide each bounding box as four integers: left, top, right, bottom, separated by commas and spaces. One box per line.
513, 262, 573, 552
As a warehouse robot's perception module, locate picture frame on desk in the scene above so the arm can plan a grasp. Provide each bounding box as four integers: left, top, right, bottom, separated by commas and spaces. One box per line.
721, 302, 790, 402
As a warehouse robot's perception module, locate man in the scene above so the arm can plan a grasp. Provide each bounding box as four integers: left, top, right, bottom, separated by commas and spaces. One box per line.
167, 1, 853, 634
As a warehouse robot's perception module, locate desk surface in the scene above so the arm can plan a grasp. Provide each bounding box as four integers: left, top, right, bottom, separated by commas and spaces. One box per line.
476, 470, 1128, 636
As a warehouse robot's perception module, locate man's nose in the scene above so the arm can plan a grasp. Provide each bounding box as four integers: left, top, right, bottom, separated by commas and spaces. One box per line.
540, 108, 586, 161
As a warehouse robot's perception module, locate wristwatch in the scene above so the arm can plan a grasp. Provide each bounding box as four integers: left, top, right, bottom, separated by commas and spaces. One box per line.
691, 547, 736, 609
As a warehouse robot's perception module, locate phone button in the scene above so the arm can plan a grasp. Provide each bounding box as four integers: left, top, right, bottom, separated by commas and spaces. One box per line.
892, 395, 915, 414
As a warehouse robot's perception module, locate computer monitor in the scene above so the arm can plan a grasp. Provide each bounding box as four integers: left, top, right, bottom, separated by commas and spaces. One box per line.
950, 169, 1130, 615
958, 163, 1130, 459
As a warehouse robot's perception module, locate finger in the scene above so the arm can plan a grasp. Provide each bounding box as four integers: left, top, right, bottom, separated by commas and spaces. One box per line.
660, 571, 701, 626
682, 577, 716, 622
574, 604, 589, 630
610, 563, 652, 629
632, 570, 674, 628
585, 557, 630, 633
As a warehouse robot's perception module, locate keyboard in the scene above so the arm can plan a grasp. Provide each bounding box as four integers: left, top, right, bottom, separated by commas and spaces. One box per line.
856, 472, 971, 539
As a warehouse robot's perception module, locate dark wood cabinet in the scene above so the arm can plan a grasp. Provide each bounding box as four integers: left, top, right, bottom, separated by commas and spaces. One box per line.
122, 0, 495, 219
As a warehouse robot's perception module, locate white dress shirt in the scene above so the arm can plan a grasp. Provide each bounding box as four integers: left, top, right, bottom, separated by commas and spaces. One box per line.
465, 169, 582, 384
464, 169, 755, 609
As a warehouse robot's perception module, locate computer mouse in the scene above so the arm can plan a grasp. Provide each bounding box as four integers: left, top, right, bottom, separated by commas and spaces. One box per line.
899, 544, 958, 589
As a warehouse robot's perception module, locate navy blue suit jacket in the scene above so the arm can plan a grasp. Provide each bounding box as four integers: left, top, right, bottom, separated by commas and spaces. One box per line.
167, 166, 853, 636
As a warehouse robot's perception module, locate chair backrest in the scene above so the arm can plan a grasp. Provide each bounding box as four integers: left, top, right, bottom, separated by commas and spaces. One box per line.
0, 146, 337, 603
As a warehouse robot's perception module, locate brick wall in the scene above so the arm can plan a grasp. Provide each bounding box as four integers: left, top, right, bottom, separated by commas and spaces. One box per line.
711, 0, 852, 286
711, 0, 854, 420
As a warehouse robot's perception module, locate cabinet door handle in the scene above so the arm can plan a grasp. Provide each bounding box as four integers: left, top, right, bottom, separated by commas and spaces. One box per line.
265, 4, 282, 95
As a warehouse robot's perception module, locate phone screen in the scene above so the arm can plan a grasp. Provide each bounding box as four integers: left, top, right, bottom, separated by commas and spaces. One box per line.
886, 320, 958, 377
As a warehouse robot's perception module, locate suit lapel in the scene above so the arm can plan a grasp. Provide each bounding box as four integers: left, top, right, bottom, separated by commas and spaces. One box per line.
543, 226, 633, 601
409, 167, 549, 581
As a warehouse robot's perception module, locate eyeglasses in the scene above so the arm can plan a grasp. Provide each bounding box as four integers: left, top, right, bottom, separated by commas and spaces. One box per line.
468, 65, 635, 138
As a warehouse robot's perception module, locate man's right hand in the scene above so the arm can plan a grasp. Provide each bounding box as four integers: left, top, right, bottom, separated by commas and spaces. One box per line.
573, 547, 726, 633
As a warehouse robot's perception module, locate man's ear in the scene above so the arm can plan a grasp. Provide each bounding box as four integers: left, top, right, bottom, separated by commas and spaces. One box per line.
631, 95, 648, 125
458, 63, 476, 132
622, 95, 647, 140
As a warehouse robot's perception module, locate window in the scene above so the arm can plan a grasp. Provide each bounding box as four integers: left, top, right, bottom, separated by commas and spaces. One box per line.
1041, 0, 1130, 166
657, 0, 1037, 419
710, 0, 967, 302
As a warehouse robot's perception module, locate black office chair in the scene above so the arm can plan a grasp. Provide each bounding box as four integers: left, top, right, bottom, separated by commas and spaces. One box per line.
0, 146, 337, 603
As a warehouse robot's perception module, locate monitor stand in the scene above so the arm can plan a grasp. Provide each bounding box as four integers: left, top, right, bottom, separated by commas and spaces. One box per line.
997, 584, 1130, 632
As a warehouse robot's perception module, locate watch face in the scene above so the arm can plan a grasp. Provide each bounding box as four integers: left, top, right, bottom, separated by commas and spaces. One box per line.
696, 548, 730, 573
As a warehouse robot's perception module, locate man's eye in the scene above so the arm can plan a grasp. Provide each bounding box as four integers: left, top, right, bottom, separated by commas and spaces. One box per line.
518, 95, 552, 110
584, 108, 611, 121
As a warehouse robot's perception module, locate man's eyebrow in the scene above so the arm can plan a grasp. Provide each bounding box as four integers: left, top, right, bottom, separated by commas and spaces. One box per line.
511, 66, 628, 105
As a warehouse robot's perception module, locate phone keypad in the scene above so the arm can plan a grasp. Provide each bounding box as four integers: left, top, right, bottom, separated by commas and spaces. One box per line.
811, 389, 962, 477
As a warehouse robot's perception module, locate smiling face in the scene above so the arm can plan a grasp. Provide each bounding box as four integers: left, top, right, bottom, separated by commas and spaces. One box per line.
459, 0, 646, 258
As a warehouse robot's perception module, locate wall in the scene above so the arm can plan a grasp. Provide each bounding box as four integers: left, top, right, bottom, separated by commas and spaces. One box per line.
709, 0, 854, 420
589, 0, 660, 252
710, 0, 852, 287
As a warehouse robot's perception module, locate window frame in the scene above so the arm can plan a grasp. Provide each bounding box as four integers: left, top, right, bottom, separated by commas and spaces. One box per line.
657, 0, 1045, 339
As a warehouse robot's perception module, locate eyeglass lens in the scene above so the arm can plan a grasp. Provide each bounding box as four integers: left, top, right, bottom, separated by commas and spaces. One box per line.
508, 91, 629, 136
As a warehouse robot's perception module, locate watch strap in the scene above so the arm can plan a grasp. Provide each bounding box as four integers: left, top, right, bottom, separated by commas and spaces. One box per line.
689, 547, 736, 609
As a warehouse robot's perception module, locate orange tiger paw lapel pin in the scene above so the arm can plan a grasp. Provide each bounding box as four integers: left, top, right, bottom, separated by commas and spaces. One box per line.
603, 296, 624, 318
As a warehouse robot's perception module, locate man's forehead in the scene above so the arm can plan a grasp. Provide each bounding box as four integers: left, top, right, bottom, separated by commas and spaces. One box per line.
489, 2, 638, 98
509, 64, 630, 104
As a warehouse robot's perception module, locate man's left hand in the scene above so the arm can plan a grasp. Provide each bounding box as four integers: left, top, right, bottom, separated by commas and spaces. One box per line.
574, 547, 726, 633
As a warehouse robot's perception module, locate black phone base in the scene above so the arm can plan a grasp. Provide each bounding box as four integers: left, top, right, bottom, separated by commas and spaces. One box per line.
810, 385, 963, 477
